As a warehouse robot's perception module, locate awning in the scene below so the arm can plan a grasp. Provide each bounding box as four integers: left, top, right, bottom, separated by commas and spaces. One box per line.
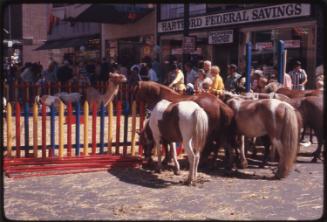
68, 4, 154, 24
34, 35, 99, 50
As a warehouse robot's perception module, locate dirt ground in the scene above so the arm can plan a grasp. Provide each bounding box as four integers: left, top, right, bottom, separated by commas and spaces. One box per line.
3, 140, 324, 221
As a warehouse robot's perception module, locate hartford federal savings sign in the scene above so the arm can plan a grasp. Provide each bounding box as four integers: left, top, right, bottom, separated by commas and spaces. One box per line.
158, 4, 310, 33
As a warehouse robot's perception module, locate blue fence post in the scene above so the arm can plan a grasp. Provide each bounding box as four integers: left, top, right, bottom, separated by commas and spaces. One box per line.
24, 103, 29, 157
278, 40, 285, 84
245, 42, 252, 93
75, 102, 80, 156
50, 104, 55, 157
100, 102, 105, 154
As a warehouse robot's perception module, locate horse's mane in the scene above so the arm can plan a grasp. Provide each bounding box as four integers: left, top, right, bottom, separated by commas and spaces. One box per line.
138, 81, 193, 103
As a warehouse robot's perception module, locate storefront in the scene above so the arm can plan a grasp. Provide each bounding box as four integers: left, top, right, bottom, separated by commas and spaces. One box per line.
104, 34, 155, 67
36, 34, 101, 64
157, 3, 323, 88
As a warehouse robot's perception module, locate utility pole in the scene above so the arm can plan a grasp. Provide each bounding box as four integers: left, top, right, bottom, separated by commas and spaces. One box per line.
182, 3, 189, 67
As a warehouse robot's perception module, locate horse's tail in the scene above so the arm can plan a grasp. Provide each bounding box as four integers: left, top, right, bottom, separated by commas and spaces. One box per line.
192, 107, 209, 152
278, 104, 299, 178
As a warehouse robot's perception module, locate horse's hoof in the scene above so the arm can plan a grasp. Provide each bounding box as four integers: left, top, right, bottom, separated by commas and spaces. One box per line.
275, 170, 286, 179
174, 169, 181, 175
183, 179, 193, 186
311, 158, 318, 163
155, 168, 162, 174
238, 160, 248, 169
162, 159, 169, 166
259, 162, 266, 168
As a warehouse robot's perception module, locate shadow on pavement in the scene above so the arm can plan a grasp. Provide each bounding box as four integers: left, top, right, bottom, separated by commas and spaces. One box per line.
107, 166, 181, 189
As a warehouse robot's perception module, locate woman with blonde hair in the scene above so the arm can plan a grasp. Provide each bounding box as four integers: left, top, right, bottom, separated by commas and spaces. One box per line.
168, 63, 186, 93
209, 65, 224, 95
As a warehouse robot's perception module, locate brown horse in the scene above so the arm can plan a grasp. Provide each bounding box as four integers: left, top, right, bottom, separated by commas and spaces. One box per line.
297, 96, 324, 162
223, 95, 300, 178
264, 82, 322, 98
134, 81, 235, 169
276, 87, 322, 98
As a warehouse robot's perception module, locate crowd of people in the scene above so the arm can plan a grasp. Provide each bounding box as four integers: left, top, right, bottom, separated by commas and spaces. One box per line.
3, 55, 324, 97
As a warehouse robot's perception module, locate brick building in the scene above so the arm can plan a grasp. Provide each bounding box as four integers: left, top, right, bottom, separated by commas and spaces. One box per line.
3, 4, 50, 68
21, 4, 50, 67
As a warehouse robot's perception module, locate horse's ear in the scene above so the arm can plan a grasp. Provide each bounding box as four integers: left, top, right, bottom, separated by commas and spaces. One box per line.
136, 129, 141, 135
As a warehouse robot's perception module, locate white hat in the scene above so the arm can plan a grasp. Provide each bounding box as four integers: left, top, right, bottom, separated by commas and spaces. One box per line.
254, 70, 263, 76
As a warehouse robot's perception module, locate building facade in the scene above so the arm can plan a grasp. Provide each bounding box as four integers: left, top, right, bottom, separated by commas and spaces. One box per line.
101, 9, 156, 67
3, 4, 50, 68
37, 4, 101, 65
157, 3, 324, 88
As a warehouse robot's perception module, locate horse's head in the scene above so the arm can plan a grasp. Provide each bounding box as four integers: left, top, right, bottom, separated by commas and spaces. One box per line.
133, 81, 161, 107
264, 81, 283, 93
108, 72, 127, 85
218, 91, 237, 102
137, 119, 154, 164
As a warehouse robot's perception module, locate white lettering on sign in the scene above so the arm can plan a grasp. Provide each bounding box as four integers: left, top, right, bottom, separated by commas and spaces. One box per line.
284, 40, 301, 48
158, 4, 310, 33
208, 30, 233, 44
183, 36, 196, 53
255, 42, 273, 50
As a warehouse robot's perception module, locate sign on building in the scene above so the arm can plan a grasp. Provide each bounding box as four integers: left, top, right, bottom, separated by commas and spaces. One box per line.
255, 42, 273, 50
284, 40, 301, 48
183, 36, 196, 53
208, 30, 233, 44
158, 4, 311, 33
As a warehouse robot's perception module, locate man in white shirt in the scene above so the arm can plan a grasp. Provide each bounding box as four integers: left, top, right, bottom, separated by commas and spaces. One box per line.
289, 60, 308, 90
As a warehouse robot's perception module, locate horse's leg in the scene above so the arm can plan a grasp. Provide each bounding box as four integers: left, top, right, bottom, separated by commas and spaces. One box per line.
238, 135, 248, 169
223, 136, 235, 172
154, 140, 162, 173
250, 137, 258, 158
194, 151, 200, 181
183, 140, 195, 185
309, 128, 314, 144
272, 138, 288, 179
198, 137, 214, 169
300, 126, 306, 142
260, 135, 271, 168
170, 142, 181, 175
162, 143, 170, 166
311, 132, 323, 163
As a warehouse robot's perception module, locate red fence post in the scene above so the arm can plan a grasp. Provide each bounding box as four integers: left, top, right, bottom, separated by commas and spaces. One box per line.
67, 103, 72, 157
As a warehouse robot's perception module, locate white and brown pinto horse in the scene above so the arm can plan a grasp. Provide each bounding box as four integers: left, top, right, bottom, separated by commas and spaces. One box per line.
142, 99, 209, 185
224, 94, 300, 178
134, 81, 234, 170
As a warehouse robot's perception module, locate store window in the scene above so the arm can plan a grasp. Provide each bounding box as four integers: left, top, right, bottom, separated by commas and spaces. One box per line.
240, 23, 316, 82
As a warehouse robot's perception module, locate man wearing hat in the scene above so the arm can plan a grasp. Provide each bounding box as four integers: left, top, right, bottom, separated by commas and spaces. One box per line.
224, 64, 241, 92
288, 60, 308, 90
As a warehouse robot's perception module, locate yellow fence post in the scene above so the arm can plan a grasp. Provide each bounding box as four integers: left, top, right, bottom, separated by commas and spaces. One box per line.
33, 102, 38, 158
59, 101, 64, 158
131, 101, 137, 156
6, 103, 12, 157
107, 102, 113, 154
84, 101, 89, 156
